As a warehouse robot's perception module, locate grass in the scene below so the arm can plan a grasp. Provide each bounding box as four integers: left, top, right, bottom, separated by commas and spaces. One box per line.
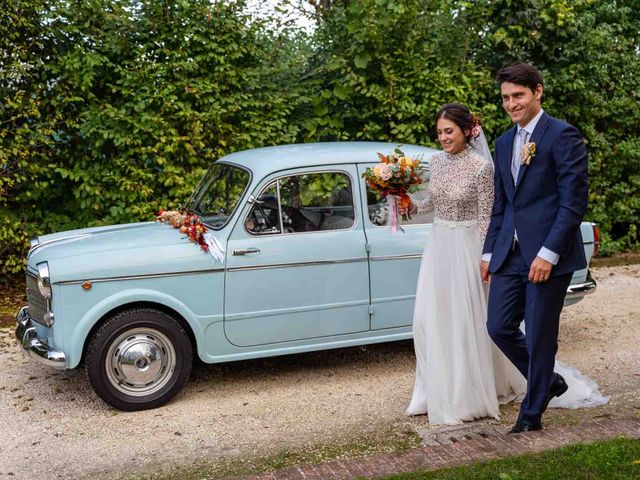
384, 438, 640, 480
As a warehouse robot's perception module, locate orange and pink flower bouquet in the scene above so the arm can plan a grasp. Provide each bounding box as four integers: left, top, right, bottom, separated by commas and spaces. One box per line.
362, 147, 426, 232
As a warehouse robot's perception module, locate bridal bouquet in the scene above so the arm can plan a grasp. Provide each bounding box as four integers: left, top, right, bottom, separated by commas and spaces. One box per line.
362, 147, 426, 232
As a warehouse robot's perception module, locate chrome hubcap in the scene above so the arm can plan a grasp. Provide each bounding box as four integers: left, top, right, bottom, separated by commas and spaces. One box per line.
105, 328, 176, 397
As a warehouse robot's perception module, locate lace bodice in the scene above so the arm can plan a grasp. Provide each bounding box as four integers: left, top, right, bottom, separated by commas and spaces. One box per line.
414, 147, 494, 240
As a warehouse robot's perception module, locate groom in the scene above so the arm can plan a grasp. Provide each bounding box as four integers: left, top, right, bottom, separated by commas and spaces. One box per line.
480, 63, 588, 433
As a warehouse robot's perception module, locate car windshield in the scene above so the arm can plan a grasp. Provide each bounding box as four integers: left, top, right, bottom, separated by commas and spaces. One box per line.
186, 163, 251, 229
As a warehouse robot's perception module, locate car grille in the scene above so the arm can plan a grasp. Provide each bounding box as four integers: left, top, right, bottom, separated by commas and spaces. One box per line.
26, 272, 47, 324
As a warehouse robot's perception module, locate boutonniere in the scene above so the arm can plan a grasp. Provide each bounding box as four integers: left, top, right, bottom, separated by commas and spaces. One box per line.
520, 142, 536, 165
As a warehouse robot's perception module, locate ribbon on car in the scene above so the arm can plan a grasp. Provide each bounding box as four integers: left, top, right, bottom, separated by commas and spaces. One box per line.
387, 195, 405, 234
203, 233, 225, 263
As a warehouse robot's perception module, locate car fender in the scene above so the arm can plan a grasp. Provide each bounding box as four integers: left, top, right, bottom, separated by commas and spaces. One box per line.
67, 288, 206, 368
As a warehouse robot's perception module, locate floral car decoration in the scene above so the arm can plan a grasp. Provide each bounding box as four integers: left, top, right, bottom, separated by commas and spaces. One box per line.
157, 210, 209, 252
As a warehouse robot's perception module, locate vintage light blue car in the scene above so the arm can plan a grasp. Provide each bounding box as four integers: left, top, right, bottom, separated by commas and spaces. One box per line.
16, 142, 598, 410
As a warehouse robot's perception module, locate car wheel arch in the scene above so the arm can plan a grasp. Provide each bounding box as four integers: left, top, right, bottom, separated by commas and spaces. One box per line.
78, 301, 198, 368
64, 287, 206, 369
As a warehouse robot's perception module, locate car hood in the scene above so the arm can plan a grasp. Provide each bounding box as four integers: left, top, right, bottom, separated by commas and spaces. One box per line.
28, 222, 225, 283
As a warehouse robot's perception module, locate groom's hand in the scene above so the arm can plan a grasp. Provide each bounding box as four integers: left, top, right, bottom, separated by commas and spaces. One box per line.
480, 260, 490, 283
529, 256, 553, 283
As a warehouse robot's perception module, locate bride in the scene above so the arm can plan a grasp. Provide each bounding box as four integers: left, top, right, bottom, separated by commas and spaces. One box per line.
403, 103, 608, 425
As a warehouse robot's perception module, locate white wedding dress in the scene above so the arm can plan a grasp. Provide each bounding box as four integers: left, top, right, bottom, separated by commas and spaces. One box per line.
405, 147, 608, 425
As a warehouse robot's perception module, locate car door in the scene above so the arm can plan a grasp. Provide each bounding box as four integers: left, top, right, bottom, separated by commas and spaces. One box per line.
359, 163, 433, 330
224, 166, 370, 347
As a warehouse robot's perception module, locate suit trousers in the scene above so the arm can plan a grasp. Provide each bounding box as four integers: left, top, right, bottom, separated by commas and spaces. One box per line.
486, 243, 572, 426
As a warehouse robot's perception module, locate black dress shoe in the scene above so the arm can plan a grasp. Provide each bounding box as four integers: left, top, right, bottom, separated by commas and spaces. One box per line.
542, 373, 569, 413
508, 422, 542, 434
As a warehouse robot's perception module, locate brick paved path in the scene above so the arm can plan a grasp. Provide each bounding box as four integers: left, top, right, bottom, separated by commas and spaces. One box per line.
236, 418, 640, 480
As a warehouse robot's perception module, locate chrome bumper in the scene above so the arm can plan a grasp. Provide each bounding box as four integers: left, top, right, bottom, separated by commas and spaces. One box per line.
565, 271, 597, 301
15, 306, 66, 369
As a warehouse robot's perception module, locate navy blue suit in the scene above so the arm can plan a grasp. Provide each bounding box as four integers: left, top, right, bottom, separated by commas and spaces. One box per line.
483, 112, 588, 426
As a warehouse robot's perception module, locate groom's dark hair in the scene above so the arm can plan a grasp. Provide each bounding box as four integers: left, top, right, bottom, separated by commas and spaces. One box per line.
496, 63, 544, 92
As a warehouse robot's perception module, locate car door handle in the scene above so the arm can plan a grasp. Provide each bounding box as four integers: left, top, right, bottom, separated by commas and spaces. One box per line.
232, 248, 261, 256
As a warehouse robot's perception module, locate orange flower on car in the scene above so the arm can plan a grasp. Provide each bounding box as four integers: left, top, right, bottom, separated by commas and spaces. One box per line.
157, 209, 209, 252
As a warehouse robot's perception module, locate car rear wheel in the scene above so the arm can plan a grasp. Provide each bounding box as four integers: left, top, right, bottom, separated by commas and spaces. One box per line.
85, 308, 193, 411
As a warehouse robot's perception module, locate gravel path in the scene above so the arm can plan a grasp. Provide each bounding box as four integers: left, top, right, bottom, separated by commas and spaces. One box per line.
1, 264, 638, 479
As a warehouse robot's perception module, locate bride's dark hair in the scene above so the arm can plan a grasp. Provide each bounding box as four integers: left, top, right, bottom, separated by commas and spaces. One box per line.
435, 103, 481, 143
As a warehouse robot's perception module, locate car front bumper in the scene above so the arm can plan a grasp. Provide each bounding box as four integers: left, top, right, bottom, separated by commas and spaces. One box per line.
15, 306, 66, 369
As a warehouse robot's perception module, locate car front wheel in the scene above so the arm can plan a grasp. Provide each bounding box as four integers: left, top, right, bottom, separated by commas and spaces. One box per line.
85, 308, 193, 411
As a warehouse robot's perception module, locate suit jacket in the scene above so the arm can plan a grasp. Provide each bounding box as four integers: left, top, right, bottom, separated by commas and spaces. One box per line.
482, 112, 588, 276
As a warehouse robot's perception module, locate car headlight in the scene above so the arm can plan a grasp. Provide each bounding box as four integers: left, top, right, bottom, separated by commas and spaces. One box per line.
36, 262, 52, 299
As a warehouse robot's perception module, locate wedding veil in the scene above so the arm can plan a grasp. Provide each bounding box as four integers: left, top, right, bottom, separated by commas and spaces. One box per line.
470, 127, 494, 166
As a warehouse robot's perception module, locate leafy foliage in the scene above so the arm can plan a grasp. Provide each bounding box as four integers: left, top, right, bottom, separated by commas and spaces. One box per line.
1, 0, 308, 277
1, 0, 639, 278
465, 0, 640, 254
303, 0, 502, 144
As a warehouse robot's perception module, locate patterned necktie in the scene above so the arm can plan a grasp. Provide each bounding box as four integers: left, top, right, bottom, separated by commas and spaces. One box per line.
511, 128, 529, 184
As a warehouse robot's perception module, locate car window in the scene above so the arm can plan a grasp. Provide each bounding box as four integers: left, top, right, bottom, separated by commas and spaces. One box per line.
187, 163, 251, 229
247, 171, 355, 235
245, 182, 282, 235
366, 166, 433, 226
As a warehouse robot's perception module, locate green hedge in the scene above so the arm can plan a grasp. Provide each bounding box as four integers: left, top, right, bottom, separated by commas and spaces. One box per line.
1, 0, 639, 279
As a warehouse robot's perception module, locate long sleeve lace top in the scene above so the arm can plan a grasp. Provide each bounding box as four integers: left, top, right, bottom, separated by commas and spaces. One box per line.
413, 147, 494, 241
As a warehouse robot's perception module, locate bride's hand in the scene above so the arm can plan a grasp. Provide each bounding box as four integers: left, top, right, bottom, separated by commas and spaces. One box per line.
398, 201, 416, 216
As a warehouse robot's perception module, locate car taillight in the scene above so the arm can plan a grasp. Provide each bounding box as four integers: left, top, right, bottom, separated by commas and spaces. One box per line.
592, 223, 599, 257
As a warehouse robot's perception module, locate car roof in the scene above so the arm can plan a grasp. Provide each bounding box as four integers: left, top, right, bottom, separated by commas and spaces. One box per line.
218, 142, 439, 177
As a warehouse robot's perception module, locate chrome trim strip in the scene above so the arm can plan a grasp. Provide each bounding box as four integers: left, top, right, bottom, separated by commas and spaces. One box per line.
370, 254, 423, 261
276, 179, 284, 234
28, 234, 93, 259
225, 299, 370, 322
227, 257, 368, 272
28, 238, 40, 257
372, 294, 415, 303
15, 307, 66, 369
54, 268, 225, 286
